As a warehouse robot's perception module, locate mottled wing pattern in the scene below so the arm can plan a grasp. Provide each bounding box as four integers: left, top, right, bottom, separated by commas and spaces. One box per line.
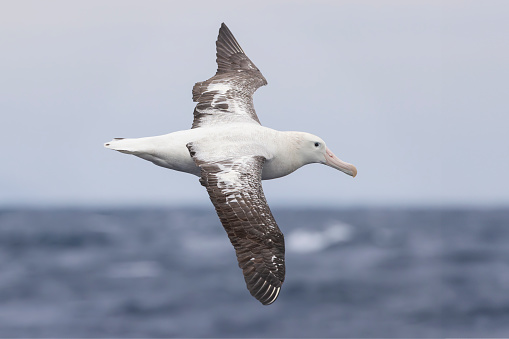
191, 23, 268, 129
187, 144, 285, 305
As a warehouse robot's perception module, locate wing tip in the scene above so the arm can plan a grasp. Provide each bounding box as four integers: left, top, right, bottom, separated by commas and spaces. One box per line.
260, 286, 281, 305
247, 273, 283, 305
216, 22, 243, 52
215, 23, 251, 74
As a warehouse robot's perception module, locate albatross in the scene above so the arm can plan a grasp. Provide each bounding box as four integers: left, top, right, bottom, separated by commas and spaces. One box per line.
104, 23, 357, 305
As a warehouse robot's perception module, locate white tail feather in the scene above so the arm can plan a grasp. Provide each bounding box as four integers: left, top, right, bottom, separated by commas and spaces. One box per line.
104, 138, 143, 154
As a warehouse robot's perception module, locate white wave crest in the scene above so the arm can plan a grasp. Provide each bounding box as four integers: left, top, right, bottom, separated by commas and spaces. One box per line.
287, 221, 353, 253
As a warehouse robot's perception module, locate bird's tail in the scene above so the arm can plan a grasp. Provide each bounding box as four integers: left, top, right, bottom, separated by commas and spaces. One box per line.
104, 138, 142, 154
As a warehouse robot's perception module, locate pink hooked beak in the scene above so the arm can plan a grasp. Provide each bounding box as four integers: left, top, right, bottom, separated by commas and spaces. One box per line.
325, 147, 357, 177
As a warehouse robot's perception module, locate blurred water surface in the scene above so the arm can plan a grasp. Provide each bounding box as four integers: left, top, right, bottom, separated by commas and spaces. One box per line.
0, 207, 508, 337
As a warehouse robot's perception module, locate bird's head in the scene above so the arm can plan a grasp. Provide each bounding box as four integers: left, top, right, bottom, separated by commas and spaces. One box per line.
298, 132, 357, 177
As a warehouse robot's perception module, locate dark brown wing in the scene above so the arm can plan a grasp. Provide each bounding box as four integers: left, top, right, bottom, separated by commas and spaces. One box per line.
187, 145, 285, 305
215, 23, 264, 75
191, 23, 267, 129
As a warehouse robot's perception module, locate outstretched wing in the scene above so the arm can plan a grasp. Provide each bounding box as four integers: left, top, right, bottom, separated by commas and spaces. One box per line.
191, 23, 268, 129
187, 144, 285, 305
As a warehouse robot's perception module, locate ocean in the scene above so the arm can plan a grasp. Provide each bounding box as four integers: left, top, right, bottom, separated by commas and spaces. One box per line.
0, 207, 508, 337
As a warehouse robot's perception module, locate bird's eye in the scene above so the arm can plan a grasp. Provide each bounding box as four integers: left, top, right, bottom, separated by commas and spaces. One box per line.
314, 142, 320, 147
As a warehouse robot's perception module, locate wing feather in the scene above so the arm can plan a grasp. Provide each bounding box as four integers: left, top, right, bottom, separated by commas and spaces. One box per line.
187, 145, 285, 305
191, 23, 267, 129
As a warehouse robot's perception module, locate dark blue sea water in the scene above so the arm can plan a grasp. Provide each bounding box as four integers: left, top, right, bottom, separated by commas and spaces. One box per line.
0, 207, 508, 337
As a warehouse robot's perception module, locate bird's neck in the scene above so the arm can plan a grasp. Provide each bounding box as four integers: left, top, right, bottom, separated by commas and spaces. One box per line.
262, 131, 308, 179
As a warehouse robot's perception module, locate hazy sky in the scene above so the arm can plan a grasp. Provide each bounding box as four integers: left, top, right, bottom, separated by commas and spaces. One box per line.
1, 1, 508, 207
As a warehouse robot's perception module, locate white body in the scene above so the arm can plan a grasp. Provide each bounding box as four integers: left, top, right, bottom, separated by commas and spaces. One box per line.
105, 124, 313, 180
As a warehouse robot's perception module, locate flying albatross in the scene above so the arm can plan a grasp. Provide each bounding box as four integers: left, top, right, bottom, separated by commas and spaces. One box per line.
105, 23, 357, 305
